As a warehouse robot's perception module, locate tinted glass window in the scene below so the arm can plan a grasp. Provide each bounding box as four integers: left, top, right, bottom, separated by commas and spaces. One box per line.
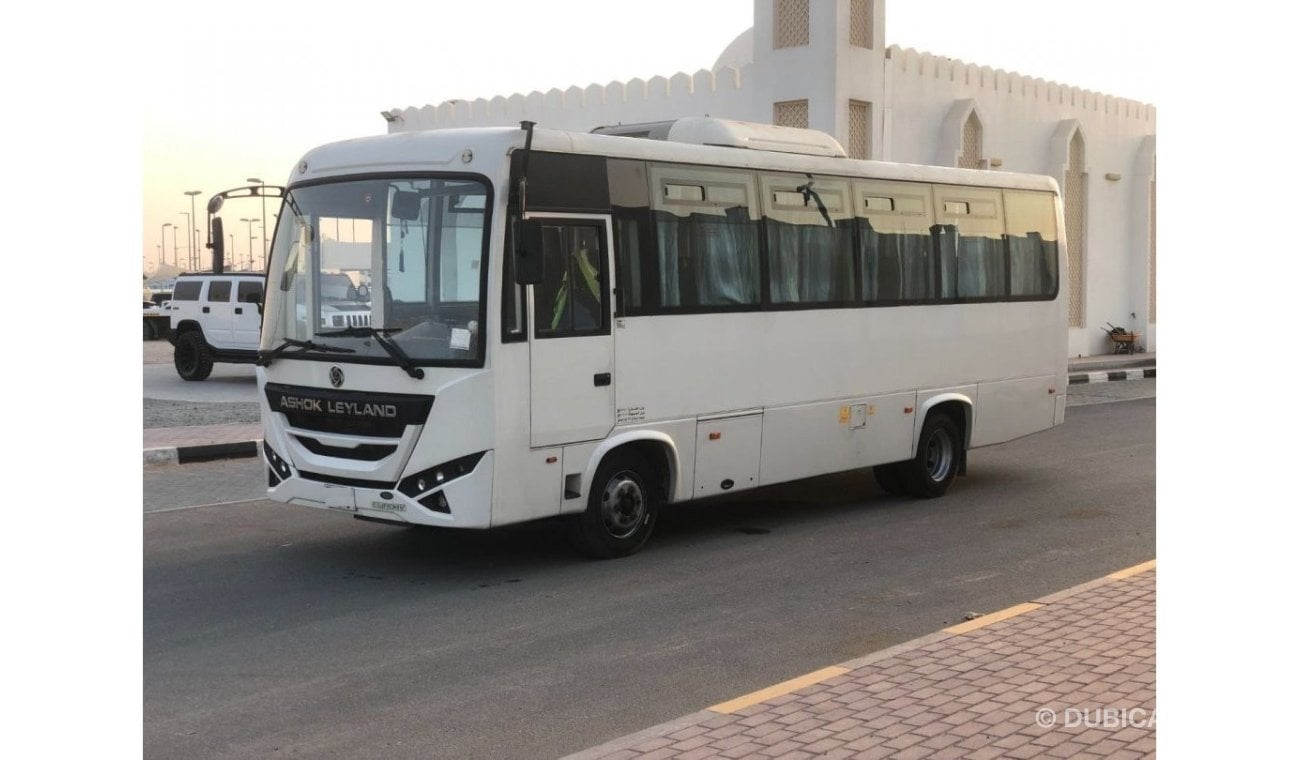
1005, 190, 1060, 298
608, 159, 652, 315
207, 280, 232, 302
934, 188, 1006, 300
652, 169, 760, 309
237, 280, 264, 303
856, 185, 935, 303
173, 281, 201, 301
859, 221, 934, 302
763, 175, 854, 305
535, 223, 606, 337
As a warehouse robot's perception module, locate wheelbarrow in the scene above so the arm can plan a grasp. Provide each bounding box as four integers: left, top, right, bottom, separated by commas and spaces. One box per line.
1102, 323, 1141, 355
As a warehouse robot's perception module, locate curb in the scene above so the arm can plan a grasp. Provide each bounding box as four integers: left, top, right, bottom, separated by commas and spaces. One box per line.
144, 440, 261, 466
561, 559, 1156, 760
1068, 366, 1156, 385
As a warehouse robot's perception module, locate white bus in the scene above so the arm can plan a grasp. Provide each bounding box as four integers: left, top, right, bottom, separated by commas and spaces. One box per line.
227, 118, 1066, 557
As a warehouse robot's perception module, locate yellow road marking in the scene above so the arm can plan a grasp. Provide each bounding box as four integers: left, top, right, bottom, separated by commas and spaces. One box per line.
709, 666, 850, 715
944, 602, 1043, 635
1108, 559, 1156, 580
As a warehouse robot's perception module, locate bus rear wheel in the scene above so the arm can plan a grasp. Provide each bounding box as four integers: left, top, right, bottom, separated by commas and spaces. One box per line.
901, 412, 961, 499
570, 450, 658, 559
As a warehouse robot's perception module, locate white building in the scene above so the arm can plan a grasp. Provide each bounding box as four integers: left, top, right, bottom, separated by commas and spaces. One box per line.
383, 0, 1155, 357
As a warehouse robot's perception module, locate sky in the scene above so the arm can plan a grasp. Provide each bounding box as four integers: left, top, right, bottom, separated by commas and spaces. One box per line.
140, 0, 1162, 275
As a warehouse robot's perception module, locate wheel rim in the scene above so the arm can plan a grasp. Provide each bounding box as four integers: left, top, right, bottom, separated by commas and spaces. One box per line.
925, 428, 955, 482
600, 471, 646, 540
176, 340, 195, 373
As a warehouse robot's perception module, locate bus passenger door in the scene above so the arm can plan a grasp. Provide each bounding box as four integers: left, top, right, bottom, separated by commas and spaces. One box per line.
528, 216, 616, 447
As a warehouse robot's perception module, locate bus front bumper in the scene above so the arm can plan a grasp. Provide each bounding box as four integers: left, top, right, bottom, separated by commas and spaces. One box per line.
265, 448, 495, 529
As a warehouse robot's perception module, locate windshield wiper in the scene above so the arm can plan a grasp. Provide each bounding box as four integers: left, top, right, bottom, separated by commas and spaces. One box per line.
317, 326, 425, 379
257, 338, 356, 367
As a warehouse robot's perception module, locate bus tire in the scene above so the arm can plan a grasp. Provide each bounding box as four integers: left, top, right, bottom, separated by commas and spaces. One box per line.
570, 450, 658, 559
901, 412, 961, 499
174, 331, 214, 381
873, 463, 906, 496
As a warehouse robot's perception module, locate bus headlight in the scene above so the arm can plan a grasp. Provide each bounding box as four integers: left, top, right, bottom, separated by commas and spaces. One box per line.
264, 441, 292, 485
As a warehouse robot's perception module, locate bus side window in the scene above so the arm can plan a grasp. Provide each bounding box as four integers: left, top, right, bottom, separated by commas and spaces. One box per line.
1004, 190, 1060, 298
536, 224, 606, 337
934, 188, 1006, 300
762, 174, 854, 305
856, 185, 934, 304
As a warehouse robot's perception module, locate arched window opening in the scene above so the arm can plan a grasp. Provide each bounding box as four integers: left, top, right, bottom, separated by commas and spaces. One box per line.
1064, 130, 1087, 328
1148, 156, 1156, 323
958, 112, 983, 169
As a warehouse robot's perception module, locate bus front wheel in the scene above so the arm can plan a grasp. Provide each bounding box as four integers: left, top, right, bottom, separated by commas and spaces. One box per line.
901, 412, 962, 499
570, 450, 659, 559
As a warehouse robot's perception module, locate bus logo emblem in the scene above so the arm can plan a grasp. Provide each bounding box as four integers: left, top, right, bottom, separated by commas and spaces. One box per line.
329, 366, 345, 388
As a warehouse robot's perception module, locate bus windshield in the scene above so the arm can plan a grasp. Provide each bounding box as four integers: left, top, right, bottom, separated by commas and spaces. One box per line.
262, 176, 489, 366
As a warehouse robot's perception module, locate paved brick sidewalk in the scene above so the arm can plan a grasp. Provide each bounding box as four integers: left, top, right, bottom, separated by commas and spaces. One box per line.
566, 565, 1155, 760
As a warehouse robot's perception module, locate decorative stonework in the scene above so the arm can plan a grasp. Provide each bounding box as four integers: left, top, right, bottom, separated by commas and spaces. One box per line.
774, 99, 809, 129
848, 100, 871, 159
885, 46, 1154, 121
850, 0, 872, 48
775, 0, 810, 49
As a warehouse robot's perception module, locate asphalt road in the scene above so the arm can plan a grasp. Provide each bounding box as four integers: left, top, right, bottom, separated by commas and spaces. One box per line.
143, 393, 1155, 760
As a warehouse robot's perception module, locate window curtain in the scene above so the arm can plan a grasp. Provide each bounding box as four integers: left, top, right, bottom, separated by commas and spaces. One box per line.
768, 220, 852, 303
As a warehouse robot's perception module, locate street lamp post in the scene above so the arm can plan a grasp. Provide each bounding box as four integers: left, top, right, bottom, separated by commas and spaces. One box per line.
170, 225, 179, 266
247, 178, 268, 266
185, 190, 203, 271
160, 223, 173, 267
179, 211, 192, 270
241, 218, 259, 270
229, 233, 236, 269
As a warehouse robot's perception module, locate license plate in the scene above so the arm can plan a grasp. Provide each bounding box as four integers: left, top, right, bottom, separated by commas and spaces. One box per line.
323, 484, 357, 511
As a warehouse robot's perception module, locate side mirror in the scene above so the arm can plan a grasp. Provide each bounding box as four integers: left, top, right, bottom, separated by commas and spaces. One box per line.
514, 219, 544, 285
211, 217, 225, 273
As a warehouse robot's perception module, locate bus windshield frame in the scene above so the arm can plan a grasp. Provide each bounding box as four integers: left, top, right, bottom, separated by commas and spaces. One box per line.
261, 173, 493, 369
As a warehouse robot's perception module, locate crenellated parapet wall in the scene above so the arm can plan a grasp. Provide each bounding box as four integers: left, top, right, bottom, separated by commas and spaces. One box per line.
387, 66, 756, 133
884, 46, 1155, 123
380, 4, 1157, 359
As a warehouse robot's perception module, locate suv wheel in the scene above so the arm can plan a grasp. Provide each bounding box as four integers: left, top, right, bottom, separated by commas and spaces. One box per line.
174, 331, 214, 381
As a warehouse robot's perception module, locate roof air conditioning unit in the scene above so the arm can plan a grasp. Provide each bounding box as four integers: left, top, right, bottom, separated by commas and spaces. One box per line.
592, 117, 847, 158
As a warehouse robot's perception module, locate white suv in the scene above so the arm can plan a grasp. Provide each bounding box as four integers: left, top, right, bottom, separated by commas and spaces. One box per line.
167, 273, 265, 380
